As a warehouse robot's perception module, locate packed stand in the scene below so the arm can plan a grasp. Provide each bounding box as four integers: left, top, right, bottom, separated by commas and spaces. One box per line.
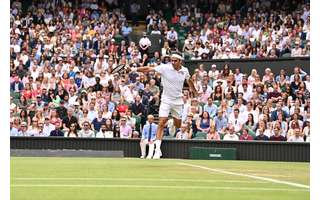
10, 0, 310, 142
145, 0, 310, 60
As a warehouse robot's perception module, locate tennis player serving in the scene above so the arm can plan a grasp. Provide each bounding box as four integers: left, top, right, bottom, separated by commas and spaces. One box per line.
131, 52, 198, 159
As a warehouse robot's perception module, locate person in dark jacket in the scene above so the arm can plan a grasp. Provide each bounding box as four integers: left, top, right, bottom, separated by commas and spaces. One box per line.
254, 128, 269, 141
50, 121, 64, 137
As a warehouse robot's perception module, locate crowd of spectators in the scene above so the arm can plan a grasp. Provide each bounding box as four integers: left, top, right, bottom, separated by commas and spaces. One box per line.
145, 0, 310, 60
10, 0, 310, 142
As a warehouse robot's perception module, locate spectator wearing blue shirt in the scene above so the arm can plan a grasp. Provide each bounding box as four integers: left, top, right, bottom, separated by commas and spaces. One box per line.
203, 97, 218, 119
140, 115, 157, 159
92, 111, 107, 131
121, 22, 133, 41
105, 94, 116, 113
214, 110, 228, 134
275, 69, 290, 83
290, 67, 307, 83
133, 76, 145, 92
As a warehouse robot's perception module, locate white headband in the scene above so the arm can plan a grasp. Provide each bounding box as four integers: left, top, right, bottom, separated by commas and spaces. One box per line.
171, 54, 184, 61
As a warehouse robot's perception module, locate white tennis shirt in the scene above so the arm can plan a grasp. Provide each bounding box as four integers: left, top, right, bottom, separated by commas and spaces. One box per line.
154, 63, 190, 105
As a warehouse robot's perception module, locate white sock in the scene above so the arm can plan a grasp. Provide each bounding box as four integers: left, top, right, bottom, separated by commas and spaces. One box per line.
155, 140, 162, 151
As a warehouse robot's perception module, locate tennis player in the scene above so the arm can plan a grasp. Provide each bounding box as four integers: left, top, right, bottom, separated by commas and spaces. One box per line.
132, 52, 198, 159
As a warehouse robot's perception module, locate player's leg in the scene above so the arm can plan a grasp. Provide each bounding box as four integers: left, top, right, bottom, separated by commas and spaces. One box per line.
153, 102, 170, 159
173, 118, 182, 129
153, 117, 168, 159
171, 104, 183, 130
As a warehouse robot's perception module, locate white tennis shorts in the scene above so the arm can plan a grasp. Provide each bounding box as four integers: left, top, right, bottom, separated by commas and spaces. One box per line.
159, 101, 183, 119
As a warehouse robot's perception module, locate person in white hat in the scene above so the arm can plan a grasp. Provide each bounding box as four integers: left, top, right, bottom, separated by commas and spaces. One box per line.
132, 52, 198, 159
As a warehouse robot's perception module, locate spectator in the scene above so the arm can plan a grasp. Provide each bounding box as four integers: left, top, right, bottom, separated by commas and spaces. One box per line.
43, 117, 55, 137
287, 128, 304, 142
243, 113, 256, 136
291, 41, 302, 57
10, 76, 24, 92
166, 27, 178, 49
270, 125, 286, 141
37, 122, 45, 137
254, 126, 269, 141
203, 97, 218, 118
27, 117, 40, 136
303, 121, 310, 142
65, 123, 78, 138
119, 117, 132, 138
78, 121, 95, 138
10, 117, 20, 136
121, 22, 133, 41
206, 125, 220, 140
87, 102, 98, 122
255, 120, 271, 138
176, 123, 191, 140
49, 121, 64, 137
184, 113, 197, 138
17, 122, 29, 136
228, 108, 245, 133
223, 125, 239, 141
130, 95, 145, 131
92, 110, 107, 132
96, 124, 114, 138
139, 32, 151, 56
62, 108, 79, 131
214, 110, 228, 135
271, 102, 289, 121
239, 128, 254, 141
196, 111, 212, 134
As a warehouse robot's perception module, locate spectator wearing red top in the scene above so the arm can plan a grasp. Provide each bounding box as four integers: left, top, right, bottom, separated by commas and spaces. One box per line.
171, 12, 180, 24
270, 126, 287, 141
108, 39, 118, 58
22, 83, 32, 100
239, 128, 254, 141
117, 97, 129, 114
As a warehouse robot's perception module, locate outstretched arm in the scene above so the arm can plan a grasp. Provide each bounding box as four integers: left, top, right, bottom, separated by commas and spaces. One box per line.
136, 66, 156, 73
186, 78, 199, 97
129, 64, 156, 73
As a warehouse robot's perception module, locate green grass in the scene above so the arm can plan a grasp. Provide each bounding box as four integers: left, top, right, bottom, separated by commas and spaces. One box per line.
11, 157, 310, 200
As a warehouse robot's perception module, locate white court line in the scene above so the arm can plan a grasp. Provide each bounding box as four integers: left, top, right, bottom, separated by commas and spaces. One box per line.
247, 174, 291, 178
178, 162, 309, 189
10, 184, 308, 192
12, 177, 264, 184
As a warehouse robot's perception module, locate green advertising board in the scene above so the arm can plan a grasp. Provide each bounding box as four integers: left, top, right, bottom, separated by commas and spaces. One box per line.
189, 147, 237, 160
